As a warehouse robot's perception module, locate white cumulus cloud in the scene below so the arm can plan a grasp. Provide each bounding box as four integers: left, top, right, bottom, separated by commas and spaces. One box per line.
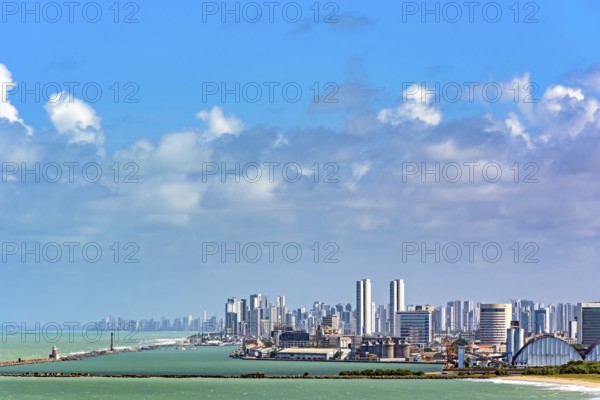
504, 112, 533, 149
196, 106, 243, 141
0, 63, 32, 134
44, 91, 104, 147
377, 85, 442, 126
537, 85, 600, 139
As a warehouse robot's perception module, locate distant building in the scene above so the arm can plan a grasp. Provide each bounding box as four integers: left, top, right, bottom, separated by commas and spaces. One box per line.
534, 308, 549, 334
416, 304, 435, 313
569, 319, 578, 340
248, 308, 261, 337
356, 279, 372, 335
322, 315, 340, 333
394, 311, 432, 344
225, 312, 238, 336
578, 302, 600, 345
479, 303, 511, 345
520, 309, 532, 334
434, 306, 446, 332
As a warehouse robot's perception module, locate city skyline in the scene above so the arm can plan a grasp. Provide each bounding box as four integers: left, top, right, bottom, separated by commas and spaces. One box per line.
91, 277, 597, 339
86, 278, 598, 327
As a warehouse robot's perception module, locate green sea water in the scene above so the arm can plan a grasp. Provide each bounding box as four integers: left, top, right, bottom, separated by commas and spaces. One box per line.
0, 346, 599, 399
0, 377, 598, 400
0, 346, 441, 376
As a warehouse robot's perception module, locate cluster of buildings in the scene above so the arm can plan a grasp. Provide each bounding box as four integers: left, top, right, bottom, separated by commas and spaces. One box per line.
97, 313, 220, 333
224, 278, 600, 365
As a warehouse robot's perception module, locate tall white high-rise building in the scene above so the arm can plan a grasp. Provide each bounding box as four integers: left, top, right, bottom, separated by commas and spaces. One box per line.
389, 279, 405, 334
356, 279, 372, 335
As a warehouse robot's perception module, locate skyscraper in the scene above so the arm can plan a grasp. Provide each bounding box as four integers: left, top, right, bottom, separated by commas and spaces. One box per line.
356, 279, 372, 335
389, 279, 405, 335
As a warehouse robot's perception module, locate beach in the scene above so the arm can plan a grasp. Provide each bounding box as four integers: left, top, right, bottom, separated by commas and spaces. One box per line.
497, 375, 600, 388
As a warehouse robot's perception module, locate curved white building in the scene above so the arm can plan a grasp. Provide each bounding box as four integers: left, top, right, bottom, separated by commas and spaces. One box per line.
586, 339, 600, 361
513, 336, 583, 366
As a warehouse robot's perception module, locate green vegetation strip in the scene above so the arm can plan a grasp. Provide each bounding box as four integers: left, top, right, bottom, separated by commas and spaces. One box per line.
339, 368, 425, 377
523, 361, 600, 376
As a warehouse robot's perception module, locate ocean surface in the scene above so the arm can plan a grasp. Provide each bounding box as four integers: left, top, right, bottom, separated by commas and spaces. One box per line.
0, 377, 599, 400
0, 345, 598, 399
0, 346, 441, 375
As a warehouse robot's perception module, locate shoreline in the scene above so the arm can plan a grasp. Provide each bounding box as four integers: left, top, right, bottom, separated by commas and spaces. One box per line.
494, 375, 600, 388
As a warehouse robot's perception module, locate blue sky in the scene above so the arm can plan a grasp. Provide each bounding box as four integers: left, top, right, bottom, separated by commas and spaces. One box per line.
1, 0, 600, 322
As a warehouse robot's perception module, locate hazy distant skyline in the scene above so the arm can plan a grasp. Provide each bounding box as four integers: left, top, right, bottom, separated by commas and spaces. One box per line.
1, 1, 600, 321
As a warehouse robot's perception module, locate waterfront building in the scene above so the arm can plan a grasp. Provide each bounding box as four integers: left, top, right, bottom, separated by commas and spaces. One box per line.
358, 337, 411, 360
278, 331, 312, 348
276, 347, 337, 360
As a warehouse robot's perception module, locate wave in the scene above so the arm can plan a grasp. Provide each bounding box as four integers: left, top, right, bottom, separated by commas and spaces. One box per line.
139, 337, 187, 346
483, 378, 600, 398
62, 336, 186, 358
